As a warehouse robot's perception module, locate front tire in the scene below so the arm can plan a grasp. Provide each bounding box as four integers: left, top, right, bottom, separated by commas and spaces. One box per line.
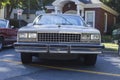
21, 53, 32, 64
84, 54, 97, 66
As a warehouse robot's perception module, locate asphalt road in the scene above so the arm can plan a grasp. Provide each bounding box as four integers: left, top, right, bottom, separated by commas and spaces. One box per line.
0, 47, 120, 80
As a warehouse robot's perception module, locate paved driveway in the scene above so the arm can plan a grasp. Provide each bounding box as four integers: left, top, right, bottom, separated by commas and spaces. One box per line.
0, 48, 120, 80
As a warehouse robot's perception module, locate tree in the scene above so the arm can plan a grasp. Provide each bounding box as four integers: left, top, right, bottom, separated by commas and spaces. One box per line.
0, 0, 54, 19
0, 0, 40, 19
100, 0, 120, 13
100, 0, 120, 22
37, 0, 54, 10
0, 0, 24, 19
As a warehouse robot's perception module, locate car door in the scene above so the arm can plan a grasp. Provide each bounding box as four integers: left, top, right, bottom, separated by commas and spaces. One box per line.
5, 27, 17, 44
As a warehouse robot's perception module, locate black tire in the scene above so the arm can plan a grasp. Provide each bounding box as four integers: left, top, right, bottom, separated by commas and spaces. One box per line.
84, 54, 97, 66
0, 37, 3, 51
21, 53, 32, 64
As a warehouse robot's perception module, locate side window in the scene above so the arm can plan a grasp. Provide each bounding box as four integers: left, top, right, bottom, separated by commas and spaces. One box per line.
85, 11, 95, 28
0, 20, 7, 28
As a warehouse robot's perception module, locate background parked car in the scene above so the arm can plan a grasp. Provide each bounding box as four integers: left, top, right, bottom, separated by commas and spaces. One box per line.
0, 19, 18, 50
112, 28, 120, 56
112, 28, 120, 44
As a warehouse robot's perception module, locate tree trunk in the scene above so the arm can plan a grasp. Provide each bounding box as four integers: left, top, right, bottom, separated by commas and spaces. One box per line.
5, 5, 13, 19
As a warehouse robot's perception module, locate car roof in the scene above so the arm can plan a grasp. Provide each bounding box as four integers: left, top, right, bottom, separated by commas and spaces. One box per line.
41, 13, 80, 17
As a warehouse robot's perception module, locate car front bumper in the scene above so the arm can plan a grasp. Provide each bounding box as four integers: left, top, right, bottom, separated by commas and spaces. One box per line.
14, 42, 104, 54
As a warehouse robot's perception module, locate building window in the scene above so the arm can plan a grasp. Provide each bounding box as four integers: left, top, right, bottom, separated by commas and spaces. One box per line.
85, 11, 95, 28
104, 13, 108, 33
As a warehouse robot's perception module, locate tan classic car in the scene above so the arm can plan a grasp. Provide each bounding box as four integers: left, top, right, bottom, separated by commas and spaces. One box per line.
14, 14, 104, 66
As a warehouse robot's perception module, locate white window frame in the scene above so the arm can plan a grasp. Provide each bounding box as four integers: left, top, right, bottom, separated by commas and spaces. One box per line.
104, 13, 108, 33
85, 11, 95, 28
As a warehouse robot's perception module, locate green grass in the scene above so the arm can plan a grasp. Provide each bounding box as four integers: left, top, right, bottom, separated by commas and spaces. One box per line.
102, 43, 119, 51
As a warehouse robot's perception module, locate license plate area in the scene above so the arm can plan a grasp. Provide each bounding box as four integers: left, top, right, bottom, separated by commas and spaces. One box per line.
49, 45, 68, 53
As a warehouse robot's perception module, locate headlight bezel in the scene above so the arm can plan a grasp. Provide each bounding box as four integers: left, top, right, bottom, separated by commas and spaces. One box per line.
18, 33, 28, 39
28, 33, 37, 38
91, 34, 100, 40
18, 32, 37, 41
81, 33, 101, 42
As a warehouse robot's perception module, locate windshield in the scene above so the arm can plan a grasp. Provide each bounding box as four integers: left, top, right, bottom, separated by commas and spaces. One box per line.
0, 20, 7, 28
34, 14, 86, 26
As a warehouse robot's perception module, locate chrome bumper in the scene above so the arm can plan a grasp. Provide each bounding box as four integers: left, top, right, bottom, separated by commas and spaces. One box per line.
14, 42, 104, 54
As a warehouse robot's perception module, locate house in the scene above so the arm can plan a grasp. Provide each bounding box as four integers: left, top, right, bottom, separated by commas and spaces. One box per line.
46, 0, 119, 34
5, 0, 119, 34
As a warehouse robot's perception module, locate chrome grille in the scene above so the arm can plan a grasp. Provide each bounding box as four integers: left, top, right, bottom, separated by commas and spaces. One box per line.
38, 33, 81, 42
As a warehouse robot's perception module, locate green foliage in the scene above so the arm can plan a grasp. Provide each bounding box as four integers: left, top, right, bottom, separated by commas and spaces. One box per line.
108, 23, 120, 36
111, 23, 120, 40
100, 0, 120, 35
100, 0, 120, 13
43, 0, 54, 5
35, 0, 54, 10
0, 0, 55, 18
0, 0, 25, 18
0, 0, 20, 7
101, 35, 112, 42
112, 23, 120, 30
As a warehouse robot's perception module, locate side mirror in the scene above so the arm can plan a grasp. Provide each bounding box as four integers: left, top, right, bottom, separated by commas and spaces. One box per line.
27, 23, 33, 26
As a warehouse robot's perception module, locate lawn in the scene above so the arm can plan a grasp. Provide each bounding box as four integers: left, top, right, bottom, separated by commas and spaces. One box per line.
102, 43, 119, 51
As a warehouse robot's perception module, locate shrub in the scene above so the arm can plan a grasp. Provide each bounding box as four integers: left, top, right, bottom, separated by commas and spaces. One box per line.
101, 35, 112, 42
107, 23, 120, 35
112, 23, 120, 30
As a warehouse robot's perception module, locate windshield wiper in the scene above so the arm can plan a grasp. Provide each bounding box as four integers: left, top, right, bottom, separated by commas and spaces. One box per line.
61, 23, 73, 25
34, 23, 43, 25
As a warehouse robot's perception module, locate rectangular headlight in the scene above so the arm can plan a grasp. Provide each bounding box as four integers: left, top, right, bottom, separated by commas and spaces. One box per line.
28, 33, 37, 38
91, 34, 100, 40
81, 34, 91, 40
81, 33, 100, 40
19, 33, 27, 38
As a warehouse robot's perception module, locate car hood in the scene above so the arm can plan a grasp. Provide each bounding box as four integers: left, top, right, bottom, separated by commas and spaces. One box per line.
19, 25, 100, 34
